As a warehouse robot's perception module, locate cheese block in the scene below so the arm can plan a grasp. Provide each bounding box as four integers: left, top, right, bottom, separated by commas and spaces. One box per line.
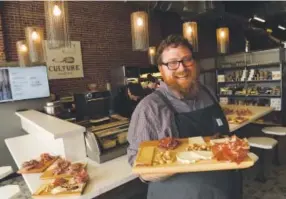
136, 146, 155, 166
188, 136, 206, 145
210, 138, 228, 145
176, 151, 213, 164
176, 152, 198, 164
190, 151, 213, 160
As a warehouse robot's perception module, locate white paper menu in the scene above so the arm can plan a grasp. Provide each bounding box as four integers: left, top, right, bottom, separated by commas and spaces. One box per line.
9, 66, 50, 101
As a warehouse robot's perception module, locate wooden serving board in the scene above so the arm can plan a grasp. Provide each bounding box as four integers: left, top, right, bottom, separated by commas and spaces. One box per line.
220, 104, 274, 132
40, 160, 87, 180
132, 138, 254, 174
17, 157, 59, 174
32, 181, 87, 198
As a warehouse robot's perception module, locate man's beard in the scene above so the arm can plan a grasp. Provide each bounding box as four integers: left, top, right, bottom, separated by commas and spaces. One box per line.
163, 70, 199, 99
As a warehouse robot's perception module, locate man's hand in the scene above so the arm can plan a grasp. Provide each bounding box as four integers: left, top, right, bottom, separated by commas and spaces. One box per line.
140, 173, 174, 182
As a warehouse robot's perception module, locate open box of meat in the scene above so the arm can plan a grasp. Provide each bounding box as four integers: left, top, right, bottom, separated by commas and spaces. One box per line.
132, 136, 256, 174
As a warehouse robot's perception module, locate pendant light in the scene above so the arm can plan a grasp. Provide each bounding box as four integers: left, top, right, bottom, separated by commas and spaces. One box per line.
16, 40, 30, 67
131, 11, 149, 51
148, 46, 156, 65
44, 0, 70, 49
25, 27, 45, 63
216, 27, 229, 54
183, 21, 198, 52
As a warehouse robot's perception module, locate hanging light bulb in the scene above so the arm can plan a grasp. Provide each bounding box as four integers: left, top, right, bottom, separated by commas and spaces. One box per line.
187, 26, 193, 34
131, 11, 149, 51
25, 27, 44, 63
216, 27, 229, 54
183, 22, 198, 52
136, 17, 143, 26
16, 40, 30, 67
31, 31, 39, 41
45, 1, 70, 49
148, 46, 156, 65
19, 44, 28, 52
53, 5, 62, 16
220, 30, 225, 38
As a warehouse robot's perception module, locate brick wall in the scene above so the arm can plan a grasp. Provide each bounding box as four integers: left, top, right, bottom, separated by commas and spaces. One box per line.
0, 5, 6, 62
2, 1, 162, 95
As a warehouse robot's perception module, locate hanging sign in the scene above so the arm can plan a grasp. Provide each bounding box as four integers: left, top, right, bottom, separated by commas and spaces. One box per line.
44, 41, 84, 79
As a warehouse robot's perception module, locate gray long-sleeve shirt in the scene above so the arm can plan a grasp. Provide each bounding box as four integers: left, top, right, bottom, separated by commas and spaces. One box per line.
127, 82, 215, 165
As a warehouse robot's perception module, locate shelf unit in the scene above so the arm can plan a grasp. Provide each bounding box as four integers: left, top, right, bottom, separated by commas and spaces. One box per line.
215, 48, 286, 126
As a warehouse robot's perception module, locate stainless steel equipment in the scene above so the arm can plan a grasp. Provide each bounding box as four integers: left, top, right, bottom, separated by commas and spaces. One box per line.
74, 90, 111, 121
44, 101, 63, 116
110, 65, 141, 96
84, 115, 129, 163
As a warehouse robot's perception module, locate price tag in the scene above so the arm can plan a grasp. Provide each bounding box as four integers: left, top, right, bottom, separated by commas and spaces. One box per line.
270, 98, 281, 111
217, 75, 225, 82
272, 71, 281, 80
216, 118, 223, 126
219, 97, 228, 105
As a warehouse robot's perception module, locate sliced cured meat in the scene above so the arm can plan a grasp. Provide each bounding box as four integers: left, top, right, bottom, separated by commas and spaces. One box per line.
67, 163, 85, 175
53, 178, 68, 187
222, 107, 234, 115
40, 153, 54, 163
158, 137, 180, 150
22, 160, 43, 170
74, 169, 89, 184
236, 108, 253, 116
52, 159, 71, 175
211, 135, 249, 164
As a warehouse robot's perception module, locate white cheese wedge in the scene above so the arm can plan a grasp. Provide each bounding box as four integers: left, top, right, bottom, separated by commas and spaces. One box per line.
191, 151, 213, 160
176, 151, 213, 164
51, 186, 67, 195
176, 152, 198, 164
210, 138, 228, 145
188, 136, 206, 145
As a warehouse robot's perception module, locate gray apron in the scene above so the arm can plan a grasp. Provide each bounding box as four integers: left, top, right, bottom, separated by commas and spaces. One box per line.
147, 87, 242, 199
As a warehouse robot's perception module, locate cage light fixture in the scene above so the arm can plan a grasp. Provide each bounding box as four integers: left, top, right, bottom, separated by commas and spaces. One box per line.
16, 40, 30, 67
25, 27, 45, 63
216, 27, 229, 54
131, 11, 149, 51
44, 0, 70, 49
183, 21, 198, 52
148, 46, 156, 65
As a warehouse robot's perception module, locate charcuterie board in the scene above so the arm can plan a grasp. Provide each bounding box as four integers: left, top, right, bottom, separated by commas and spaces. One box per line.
220, 104, 274, 132
32, 177, 88, 198
40, 158, 87, 180
132, 136, 254, 174
17, 154, 59, 174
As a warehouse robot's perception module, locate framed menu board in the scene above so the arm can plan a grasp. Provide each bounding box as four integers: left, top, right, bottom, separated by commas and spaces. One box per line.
0, 66, 50, 103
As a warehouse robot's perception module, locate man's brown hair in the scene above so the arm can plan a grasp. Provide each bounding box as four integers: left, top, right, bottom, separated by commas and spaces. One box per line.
156, 34, 194, 65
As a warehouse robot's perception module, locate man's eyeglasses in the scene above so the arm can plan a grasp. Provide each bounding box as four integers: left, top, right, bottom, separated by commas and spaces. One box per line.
161, 57, 195, 70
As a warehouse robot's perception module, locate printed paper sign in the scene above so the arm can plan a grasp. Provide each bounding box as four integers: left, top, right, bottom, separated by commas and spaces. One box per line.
44, 41, 84, 79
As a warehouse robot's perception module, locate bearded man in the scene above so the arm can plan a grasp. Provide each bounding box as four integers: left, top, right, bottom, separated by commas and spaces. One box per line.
127, 35, 242, 199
